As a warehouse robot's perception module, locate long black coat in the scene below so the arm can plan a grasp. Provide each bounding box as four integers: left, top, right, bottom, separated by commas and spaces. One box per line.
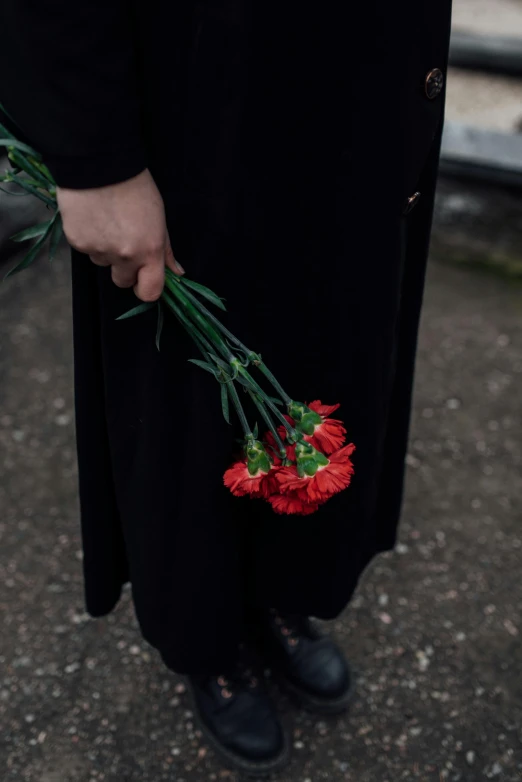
0, 1, 452, 674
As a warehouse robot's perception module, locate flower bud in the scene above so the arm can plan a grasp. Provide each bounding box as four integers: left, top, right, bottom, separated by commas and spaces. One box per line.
294, 441, 329, 478
287, 400, 322, 436
245, 437, 272, 476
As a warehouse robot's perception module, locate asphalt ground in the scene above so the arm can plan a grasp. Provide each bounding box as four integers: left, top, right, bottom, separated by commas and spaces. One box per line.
1, 246, 521, 782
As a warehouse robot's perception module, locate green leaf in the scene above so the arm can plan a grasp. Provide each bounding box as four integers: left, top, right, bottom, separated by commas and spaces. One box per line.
0, 120, 15, 140
0, 138, 41, 159
226, 341, 250, 365
180, 277, 227, 311
116, 301, 156, 321
155, 302, 164, 351
48, 214, 64, 261
267, 396, 283, 406
30, 159, 55, 185
235, 374, 254, 390
188, 359, 218, 375
164, 266, 181, 284
221, 383, 231, 424
4, 219, 54, 279
7, 147, 50, 188
252, 422, 259, 439
0, 101, 20, 130
207, 353, 231, 373
0, 186, 30, 196
10, 220, 52, 243
7, 173, 56, 207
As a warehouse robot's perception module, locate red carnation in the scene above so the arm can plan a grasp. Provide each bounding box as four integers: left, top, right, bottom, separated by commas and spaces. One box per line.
279, 402, 346, 456
304, 400, 347, 455
268, 492, 320, 516
260, 465, 281, 498
275, 443, 355, 504
224, 460, 270, 498
224, 438, 276, 498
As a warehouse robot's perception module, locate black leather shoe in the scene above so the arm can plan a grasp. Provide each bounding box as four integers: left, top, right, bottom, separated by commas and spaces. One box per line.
186, 648, 289, 777
259, 612, 355, 715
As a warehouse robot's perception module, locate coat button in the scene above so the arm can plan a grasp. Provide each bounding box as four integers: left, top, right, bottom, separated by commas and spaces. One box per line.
403, 191, 421, 215
425, 68, 444, 100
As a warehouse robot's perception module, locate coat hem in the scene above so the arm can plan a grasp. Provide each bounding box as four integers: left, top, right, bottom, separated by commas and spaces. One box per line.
85, 580, 127, 619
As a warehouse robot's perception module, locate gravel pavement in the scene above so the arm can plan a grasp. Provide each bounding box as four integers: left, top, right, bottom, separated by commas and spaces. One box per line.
2, 4, 522, 778
1, 245, 521, 782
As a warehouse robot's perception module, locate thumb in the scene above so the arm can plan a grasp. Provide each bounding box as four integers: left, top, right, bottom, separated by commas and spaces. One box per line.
165, 232, 185, 276
134, 262, 164, 302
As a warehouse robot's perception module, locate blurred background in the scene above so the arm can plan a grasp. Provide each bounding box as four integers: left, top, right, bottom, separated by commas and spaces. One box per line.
1, 1, 521, 781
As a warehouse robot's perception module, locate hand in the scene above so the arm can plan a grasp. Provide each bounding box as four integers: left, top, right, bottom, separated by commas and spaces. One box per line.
56, 168, 185, 301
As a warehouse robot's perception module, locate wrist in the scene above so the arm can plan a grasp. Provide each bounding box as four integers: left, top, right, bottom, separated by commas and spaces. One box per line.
46, 146, 147, 190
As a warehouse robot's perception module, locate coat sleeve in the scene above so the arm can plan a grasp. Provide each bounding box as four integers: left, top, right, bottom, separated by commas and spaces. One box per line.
0, 1, 147, 189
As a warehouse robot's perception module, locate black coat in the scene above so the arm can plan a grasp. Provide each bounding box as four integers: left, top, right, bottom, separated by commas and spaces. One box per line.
0, 1, 453, 674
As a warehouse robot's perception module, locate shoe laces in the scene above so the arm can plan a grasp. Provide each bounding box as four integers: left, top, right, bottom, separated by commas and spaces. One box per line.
270, 610, 311, 647
215, 644, 263, 699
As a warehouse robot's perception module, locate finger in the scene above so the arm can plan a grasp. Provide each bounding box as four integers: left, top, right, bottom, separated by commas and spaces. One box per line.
111, 264, 138, 289
165, 231, 185, 276
134, 263, 165, 302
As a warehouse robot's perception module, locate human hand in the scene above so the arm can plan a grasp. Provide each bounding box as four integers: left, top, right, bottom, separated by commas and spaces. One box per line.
56, 168, 184, 301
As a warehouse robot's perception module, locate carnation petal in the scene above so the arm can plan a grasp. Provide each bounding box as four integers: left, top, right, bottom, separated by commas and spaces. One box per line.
308, 418, 347, 455
269, 492, 320, 516
308, 400, 341, 417
224, 460, 268, 498
275, 443, 355, 504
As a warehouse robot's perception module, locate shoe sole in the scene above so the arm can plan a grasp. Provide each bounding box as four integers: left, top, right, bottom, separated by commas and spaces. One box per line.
273, 664, 357, 716
184, 678, 291, 778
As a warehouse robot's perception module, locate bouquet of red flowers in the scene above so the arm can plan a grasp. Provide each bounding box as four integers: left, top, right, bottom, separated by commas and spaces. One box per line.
0, 107, 355, 515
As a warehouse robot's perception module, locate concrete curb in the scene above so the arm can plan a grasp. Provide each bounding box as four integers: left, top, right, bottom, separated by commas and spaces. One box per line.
440, 121, 522, 188
450, 30, 522, 77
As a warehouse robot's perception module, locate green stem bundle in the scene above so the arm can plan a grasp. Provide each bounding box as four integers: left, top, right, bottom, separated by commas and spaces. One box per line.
161, 268, 306, 453
0, 111, 303, 461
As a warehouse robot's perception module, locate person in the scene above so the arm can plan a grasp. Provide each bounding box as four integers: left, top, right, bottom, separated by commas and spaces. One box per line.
0, 1, 453, 775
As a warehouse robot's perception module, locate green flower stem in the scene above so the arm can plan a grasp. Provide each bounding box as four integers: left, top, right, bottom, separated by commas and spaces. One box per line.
0, 174, 42, 189
171, 273, 252, 357
164, 274, 233, 363
162, 291, 217, 358
28, 156, 55, 185
254, 363, 292, 406
7, 148, 51, 190
5, 172, 56, 207
163, 289, 279, 445
235, 363, 298, 440
1, 172, 41, 186
170, 273, 294, 406
163, 291, 252, 438
248, 391, 287, 459
226, 379, 252, 438
0, 186, 30, 196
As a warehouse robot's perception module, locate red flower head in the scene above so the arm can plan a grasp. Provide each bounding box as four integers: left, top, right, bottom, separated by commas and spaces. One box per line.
224, 438, 275, 498
287, 400, 347, 455
274, 441, 355, 505
268, 492, 320, 516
